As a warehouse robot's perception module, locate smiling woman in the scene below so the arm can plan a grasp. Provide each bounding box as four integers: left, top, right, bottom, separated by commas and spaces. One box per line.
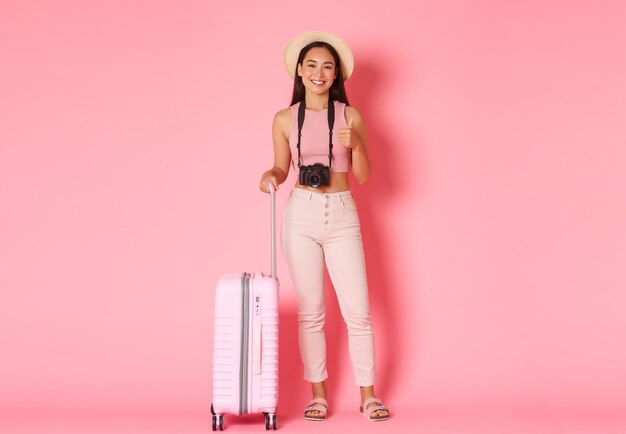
299, 49, 338, 99
258, 31, 389, 422
300, 51, 338, 92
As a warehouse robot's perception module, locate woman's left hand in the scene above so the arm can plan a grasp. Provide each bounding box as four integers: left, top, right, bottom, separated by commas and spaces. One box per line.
338, 118, 362, 149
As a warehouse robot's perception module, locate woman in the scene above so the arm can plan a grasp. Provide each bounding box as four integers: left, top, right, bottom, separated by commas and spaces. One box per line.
259, 31, 390, 422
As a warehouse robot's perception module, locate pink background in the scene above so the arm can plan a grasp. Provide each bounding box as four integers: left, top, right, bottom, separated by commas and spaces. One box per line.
1, 1, 625, 432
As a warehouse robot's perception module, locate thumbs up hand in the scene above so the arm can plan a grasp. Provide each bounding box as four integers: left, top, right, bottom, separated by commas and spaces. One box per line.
338, 117, 362, 149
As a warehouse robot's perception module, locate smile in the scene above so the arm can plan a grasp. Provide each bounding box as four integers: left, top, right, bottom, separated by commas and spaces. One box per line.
311, 80, 325, 85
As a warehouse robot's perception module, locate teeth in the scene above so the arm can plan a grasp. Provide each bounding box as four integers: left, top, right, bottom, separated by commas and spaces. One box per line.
312, 80, 324, 85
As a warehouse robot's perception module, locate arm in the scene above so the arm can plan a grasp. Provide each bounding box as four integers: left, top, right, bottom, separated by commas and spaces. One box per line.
260, 109, 292, 192
342, 106, 371, 185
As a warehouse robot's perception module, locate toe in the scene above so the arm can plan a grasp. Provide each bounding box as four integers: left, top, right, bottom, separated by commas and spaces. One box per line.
372, 408, 389, 418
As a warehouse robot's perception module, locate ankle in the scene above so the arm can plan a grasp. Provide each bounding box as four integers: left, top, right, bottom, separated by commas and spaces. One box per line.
360, 385, 376, 403
311, 381, 327, 399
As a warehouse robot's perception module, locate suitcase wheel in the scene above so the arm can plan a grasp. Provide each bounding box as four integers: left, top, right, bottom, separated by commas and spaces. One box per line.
265, 413, 277, 430
212, 414, 224, 431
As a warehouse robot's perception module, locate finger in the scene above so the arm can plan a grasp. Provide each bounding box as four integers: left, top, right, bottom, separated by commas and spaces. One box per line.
339, 134, 351, 144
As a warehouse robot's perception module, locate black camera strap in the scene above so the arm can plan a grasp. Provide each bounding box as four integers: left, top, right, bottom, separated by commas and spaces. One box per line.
296, 101, 305, 168
296, 99, 335, 169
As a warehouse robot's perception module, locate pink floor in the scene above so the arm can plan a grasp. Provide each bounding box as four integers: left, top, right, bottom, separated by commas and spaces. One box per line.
2, 406, 625, 434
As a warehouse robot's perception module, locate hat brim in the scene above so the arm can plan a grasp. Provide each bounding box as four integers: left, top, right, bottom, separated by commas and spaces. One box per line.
283, 31, 354, 81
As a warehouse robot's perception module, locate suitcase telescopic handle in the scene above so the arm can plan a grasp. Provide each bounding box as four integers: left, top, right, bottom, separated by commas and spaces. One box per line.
268, 183, 276, 280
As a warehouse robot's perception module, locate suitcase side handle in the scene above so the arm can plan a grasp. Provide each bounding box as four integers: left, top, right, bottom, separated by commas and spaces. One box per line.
268, 183, 276, 280
253, 316, 262, 374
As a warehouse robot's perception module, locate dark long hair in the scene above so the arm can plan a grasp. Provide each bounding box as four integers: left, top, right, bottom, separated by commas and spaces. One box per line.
290, 42, 350, 106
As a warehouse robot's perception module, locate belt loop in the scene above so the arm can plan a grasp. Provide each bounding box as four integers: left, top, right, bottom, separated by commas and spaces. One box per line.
339, 195, 345, 208
307, 191, 312, 203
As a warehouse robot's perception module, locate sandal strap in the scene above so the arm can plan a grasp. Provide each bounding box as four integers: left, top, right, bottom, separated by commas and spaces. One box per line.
304, 397, 328, 413
361, 398, 388, 416
305, 403, 327, 413
362, 397, 384, 409
364, 404, 388, 415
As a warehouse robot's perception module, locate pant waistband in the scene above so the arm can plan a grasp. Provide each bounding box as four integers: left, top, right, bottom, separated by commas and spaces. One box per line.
290, 188, 352, 200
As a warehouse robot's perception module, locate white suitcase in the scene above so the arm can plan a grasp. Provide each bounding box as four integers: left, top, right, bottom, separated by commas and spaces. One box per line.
211, 185, 279, 431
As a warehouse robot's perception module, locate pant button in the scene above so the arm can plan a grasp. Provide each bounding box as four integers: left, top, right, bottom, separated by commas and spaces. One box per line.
325, 212, 329, 216
324, 221, 328, 225
325, 204, 329, 208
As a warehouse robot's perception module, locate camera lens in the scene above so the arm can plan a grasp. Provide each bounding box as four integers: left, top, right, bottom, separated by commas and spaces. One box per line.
309, 174, 320, 187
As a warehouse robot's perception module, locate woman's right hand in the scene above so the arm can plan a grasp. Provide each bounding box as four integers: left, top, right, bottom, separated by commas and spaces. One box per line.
259, 171, 279, 194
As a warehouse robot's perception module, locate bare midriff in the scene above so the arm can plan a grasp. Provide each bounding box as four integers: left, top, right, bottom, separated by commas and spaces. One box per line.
294, 172, 350, 193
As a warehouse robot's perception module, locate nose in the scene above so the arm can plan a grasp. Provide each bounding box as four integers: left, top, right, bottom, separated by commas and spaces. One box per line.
313, 65, 325, 77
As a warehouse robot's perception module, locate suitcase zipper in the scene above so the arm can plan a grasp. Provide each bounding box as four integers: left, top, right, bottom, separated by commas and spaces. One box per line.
239, 273, 250, 415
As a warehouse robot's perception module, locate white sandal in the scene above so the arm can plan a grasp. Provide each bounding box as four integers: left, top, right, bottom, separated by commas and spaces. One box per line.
360, 397, 390, 421
304, 397, 328, 421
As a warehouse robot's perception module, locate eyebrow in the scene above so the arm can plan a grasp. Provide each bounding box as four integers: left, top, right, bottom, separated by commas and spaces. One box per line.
305, 59, 335, 65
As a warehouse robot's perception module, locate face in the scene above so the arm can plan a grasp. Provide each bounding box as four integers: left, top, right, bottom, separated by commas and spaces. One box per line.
297, 46, 338, 96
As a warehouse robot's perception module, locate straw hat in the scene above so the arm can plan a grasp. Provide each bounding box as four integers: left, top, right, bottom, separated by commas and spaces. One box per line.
283, 31, 354, 81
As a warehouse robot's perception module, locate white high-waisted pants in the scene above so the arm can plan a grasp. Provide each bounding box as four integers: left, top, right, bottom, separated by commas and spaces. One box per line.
281, 188, 375, 387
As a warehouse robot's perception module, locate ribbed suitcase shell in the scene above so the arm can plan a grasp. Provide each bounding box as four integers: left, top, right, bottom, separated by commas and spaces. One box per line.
212, 271, 279, 416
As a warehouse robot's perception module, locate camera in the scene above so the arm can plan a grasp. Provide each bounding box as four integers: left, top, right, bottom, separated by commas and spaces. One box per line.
299, 163, 330, 188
